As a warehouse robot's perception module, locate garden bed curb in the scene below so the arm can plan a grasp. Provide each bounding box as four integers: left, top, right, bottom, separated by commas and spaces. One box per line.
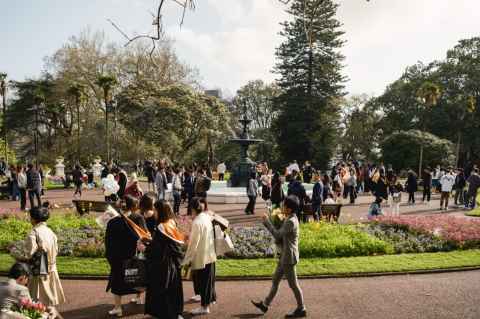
2, 266, 479, 281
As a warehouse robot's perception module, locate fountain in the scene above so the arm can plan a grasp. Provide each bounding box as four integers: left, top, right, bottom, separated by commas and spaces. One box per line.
229, 103, 263, 187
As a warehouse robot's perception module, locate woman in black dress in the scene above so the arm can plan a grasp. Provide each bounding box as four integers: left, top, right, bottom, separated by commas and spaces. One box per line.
139, 193, 157, 235
105, 196, 147, 317
145, 200, 185, 319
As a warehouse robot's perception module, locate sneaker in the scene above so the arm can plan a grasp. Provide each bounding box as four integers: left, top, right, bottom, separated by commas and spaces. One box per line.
251, 300, 268, 313
189, 295, 201, 302
285, 308, 307, 318
191, 307, 210, 316
108, 307, 123, 317
130, 297, 143, 305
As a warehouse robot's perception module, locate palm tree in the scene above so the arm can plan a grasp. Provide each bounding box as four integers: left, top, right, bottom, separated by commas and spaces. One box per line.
416, 81, 441, 176
0, 73, 8, 165
95, 75, 117, 163
67, 83, 85, 163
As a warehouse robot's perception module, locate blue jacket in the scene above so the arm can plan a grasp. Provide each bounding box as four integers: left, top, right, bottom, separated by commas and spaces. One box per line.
312, 181, 324, 205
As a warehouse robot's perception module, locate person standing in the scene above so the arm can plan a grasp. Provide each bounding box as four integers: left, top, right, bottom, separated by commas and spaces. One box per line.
24, 206, 66, 309
270, 173, 284, 208
105, 196, 147, 317
182, 198, 217, 316
183, 170, 195, 215
145, 161, 156, 192
217, 162, 226, 181
245, 172, 259, 215
260, 169, 272, 203
172, 168, 183, 215
117, 168, 128, 200
144, 200, 185, 319
422, 167, 433, 206
124, 173, 143, 200
26, 164, 42, 208
391, 182, 403, 216
287, 171, 307, 222
252, 195, 306, 318
16, 166, 27, 211
72, 165, 84, 198
440, 168, 455, 211
194, 168, 210, 199
155, 165, 168, 201
454, 169, 466, 206
302, 161, 314, 184
373, 169, 388, 201
311, 173, 324, 221
465, 168, 480, 210
405, 170, 418, 205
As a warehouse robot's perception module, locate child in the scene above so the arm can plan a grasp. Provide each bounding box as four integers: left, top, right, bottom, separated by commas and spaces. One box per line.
368, 197, 383, 220
391, 183, 403, 216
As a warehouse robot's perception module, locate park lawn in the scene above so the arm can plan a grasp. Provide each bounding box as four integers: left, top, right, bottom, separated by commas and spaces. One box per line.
1, 250, 480, 278
465, 194, 480, 217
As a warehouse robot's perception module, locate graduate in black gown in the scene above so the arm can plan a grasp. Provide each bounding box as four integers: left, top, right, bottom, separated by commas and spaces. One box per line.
105, 196, 148, 317
145, 200, 185, 319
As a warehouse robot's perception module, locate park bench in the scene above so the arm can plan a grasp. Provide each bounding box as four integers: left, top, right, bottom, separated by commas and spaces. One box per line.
321, 204, 342, 222
72, 199, 120, 215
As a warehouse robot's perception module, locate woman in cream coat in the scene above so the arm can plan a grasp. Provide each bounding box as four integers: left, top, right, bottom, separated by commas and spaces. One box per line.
24, 205, 66, 308
182, 197, 217, 316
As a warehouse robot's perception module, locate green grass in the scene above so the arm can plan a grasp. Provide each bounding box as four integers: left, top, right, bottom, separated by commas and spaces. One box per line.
2, 250, 480, 277
465, 194, 480, 217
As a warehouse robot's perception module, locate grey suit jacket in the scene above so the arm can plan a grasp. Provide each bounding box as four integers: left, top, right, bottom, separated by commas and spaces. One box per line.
264, 214, 299, 265
0, 279, 31, 311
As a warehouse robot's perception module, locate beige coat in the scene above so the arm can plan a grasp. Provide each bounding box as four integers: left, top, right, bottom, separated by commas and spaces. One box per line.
182, 212, 217, 270
25, 223, 66, 307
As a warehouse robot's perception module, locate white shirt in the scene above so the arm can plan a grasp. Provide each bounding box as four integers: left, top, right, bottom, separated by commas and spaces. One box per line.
182, 212, 217, 270
440, 174, 455, 192
217, 163, 226, 174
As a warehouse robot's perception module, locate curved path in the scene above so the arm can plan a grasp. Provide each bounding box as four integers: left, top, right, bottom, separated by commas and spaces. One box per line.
57, 270, 480, 319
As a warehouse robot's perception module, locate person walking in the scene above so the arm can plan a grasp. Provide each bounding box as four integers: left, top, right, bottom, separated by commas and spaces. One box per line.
124, 173, 143, 200
440, 168, 455, 211
368, 197, 384, 220
105, 196, 147, 317
252, 195, 307, 318
422, 167, 433, 206
405, 170, 418, 205
373, 169, 388, 201
24, 205, 66, 309
465, 168, 480, 210
391, 182, 403, 216
16, 166, 27, 211
194, 168, 211, 199
72, 165, 84, 198
454, 168, 466, 206
144, 200, 185, 319
182, 198, 217, 316
26, 164, 42, 208
245, 172, 259, 215
183, 170, 195, 215
287, 171, 307, 222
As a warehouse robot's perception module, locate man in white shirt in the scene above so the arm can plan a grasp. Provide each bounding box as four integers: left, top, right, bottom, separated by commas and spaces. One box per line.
440, 168, 455, 210
216, 162, 226, 181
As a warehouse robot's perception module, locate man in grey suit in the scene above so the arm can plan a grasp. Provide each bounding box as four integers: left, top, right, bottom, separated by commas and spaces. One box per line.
0, 263, 31, 316
252, 195, 307, 318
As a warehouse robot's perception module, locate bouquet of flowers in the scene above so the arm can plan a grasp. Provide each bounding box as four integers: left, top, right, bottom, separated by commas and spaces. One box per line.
268, 207, 286, 254
10, 299, 48, 319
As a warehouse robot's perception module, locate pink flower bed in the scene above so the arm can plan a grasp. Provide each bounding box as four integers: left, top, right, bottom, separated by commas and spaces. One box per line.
378, 215, 480, 245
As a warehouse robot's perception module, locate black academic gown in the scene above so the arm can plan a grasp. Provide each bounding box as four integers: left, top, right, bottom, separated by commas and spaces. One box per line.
145, 229, 184, 319
105, 213, 147, 296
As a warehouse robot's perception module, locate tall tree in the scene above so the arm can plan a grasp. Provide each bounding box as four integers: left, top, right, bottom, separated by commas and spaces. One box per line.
95, 75, 117, 163
0, 73, 7, 164
273, 0, 345, 169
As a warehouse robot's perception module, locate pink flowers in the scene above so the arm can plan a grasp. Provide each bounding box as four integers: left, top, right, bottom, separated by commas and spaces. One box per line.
377, 215, 480, 246
14, 298, 47, 318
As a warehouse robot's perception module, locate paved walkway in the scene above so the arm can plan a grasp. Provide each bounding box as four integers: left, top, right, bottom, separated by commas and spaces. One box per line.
0, 186, 471, 225
56, 270, 480, 319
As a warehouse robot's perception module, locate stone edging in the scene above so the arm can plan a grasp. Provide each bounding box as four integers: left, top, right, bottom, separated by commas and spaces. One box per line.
2, 266, 479, 281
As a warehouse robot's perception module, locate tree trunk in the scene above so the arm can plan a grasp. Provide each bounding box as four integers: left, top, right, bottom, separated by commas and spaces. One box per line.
2, 89, 7, 166
418, 144, 424, 177
455, 132, 462, 168
76, 97, 81, 163
105, 91, 110, 163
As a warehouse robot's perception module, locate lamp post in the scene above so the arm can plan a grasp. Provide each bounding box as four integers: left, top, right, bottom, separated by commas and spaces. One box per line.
0, 73, 8, 166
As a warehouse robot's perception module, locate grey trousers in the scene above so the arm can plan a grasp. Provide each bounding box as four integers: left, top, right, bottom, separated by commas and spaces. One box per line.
264, 263, 304, 309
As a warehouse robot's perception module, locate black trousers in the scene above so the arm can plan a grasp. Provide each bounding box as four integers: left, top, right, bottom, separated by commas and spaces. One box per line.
454, 188, 464, 205
193, 263, 216, 307
245, 196, 256, 214
28, 190, 42, 208
19, 188, 27, 210
218, 173, 224, 181
423, 186, 431, 202
408, 192, 415, 203
173, 192, 181, 214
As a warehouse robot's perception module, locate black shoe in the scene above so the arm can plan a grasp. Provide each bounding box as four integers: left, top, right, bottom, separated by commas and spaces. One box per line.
285, 308, 307, 318
251, 300, 268, 313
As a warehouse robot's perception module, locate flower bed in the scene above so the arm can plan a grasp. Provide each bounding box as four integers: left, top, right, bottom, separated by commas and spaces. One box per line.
375, 215, 480, 250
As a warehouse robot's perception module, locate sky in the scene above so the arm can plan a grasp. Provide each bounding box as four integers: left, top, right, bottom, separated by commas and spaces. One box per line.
2, 0, 480, 98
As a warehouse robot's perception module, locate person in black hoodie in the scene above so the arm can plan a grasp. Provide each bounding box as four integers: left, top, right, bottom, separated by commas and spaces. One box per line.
26, 163, 42, 208
287, 171, 307, 222
405, 170, 418, 205
422, 167, 433, 205
454, 168, 466, 205
311, 173, 324, 221
270, 173, 284, 208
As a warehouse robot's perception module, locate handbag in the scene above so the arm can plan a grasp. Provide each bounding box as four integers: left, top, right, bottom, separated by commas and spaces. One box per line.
123, 252, 146, 288
213, 225, 234, 256
30, 230, 49, 276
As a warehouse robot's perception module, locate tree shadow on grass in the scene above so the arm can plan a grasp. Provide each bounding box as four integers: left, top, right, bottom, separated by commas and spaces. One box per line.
60, 303, 145, 319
